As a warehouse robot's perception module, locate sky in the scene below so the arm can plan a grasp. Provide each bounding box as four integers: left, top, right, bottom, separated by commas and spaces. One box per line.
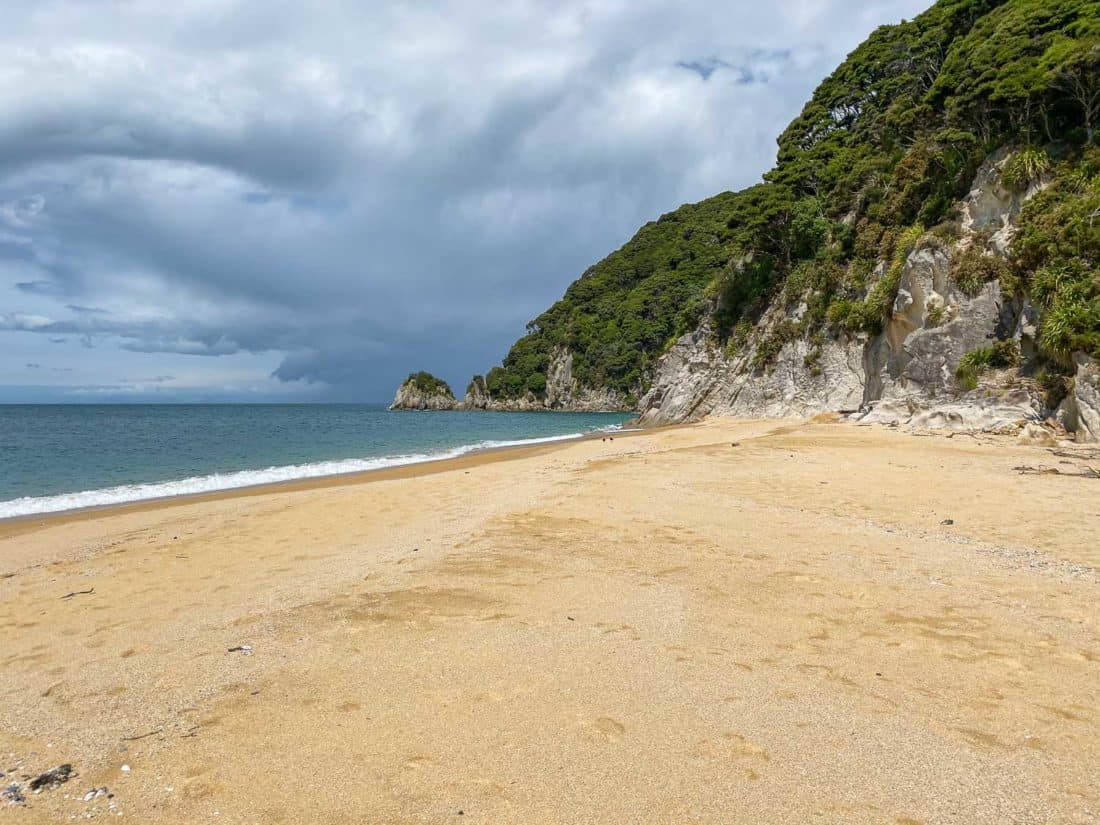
0, 0, 929, 403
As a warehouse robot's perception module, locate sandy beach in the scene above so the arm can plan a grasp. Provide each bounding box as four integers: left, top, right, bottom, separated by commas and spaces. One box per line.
1, 417, 1098, 824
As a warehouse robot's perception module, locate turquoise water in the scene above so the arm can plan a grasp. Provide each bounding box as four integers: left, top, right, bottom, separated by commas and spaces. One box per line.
0, 404, 631, 518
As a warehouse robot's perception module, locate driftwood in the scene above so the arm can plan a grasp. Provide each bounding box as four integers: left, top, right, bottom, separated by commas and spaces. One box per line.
1049, 448, 1100, 460
60, 587, 94, 600
1014, 465, 1100, 478
120, 728, 162, 742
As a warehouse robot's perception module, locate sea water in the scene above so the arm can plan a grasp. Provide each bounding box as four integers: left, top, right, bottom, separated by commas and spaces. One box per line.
0, 404, 631, 518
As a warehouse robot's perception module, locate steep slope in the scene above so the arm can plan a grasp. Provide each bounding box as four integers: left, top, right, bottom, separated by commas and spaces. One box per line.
466, 0, 1099, 436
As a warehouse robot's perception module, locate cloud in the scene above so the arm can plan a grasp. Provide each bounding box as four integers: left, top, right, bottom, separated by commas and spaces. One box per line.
677, 58, 733, 81
676, 50, 792, 83
0, 312, 56, 330
0, 0, 930, 401
15, 280, 64, 296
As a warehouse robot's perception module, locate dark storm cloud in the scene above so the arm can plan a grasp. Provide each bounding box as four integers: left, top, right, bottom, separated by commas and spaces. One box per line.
0, 0, 929, 400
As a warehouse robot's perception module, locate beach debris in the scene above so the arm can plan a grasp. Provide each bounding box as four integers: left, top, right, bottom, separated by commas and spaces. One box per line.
1014, 464, 1100, 478
227, 645, 253, 656
567, 616, 575, 621
120, 729, 162, 742
120, 765, 130, 773
731, 442, 740, 447
82, 787, 110, 802
29, 763, 73, 792
3, 783, 26, 805
1050, 447, 1100, 460
941, 518, 954, 525
60, 587, 94, 600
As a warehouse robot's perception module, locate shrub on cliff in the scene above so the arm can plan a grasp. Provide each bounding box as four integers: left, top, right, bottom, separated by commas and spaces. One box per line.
952, 247, 1013, 296
955, 340, 1022, 389
1013, 147, 1100, 362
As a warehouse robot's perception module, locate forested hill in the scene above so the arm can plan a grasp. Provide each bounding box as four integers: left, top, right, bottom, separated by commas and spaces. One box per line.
476, 0, 1099, 409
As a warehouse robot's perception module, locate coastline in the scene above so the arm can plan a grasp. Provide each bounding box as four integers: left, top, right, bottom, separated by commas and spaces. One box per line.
2, 416, 1097, 823
0, 425, 651, 540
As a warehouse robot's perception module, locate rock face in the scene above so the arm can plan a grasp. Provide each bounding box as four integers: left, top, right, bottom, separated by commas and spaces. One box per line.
463, 375, 492, 409
958, 146, 1048, 256
1072, 353, 1100, 443
637, 149, 1082, 437
637, 321, 865, 425
390, 372, 459, 411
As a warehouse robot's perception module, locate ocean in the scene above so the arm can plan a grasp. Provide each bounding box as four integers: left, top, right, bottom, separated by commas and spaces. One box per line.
0, 404, 631, 519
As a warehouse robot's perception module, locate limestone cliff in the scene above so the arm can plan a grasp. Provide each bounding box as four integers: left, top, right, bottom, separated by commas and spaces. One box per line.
390, 372, 459, 411
638, 150, 1098, 442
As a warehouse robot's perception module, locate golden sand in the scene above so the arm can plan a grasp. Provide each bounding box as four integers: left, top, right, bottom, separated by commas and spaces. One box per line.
1, 418, 1097, 823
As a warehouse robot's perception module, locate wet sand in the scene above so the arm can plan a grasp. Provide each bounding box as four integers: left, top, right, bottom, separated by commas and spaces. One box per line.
1, 417, 1097, 823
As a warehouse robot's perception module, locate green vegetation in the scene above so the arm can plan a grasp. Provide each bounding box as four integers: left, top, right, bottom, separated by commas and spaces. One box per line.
483, 192, 741, 399
404, 371, 455, 398
1013, 147, 1100, 362
955, 340, 1022, 389
1003, 147, 1051, 191
481, 0, 1100, 400
952, 246, 1014, 295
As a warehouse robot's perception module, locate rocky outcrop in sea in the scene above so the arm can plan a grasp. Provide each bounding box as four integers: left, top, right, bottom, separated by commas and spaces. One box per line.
390, 373, 459, 411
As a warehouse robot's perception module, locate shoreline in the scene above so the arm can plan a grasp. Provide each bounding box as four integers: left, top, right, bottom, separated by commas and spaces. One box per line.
0, 425, 653, 540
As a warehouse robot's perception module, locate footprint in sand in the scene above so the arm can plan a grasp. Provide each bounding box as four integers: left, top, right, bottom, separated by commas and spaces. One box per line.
691, 732, 770, 779
590, 717, 625, 743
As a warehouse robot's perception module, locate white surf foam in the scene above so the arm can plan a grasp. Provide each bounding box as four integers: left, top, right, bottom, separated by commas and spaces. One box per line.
0, 430, 596, 520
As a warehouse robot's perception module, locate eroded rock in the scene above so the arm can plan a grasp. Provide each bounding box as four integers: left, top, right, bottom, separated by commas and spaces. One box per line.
390, 372, 459, 411
1073, 353, 1100, 443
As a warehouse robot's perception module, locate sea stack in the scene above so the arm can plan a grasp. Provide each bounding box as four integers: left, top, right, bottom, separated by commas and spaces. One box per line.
390, 372, 459, 411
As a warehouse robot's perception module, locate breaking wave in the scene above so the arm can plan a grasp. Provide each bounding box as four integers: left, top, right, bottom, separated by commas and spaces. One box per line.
0, 429, 615, 519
